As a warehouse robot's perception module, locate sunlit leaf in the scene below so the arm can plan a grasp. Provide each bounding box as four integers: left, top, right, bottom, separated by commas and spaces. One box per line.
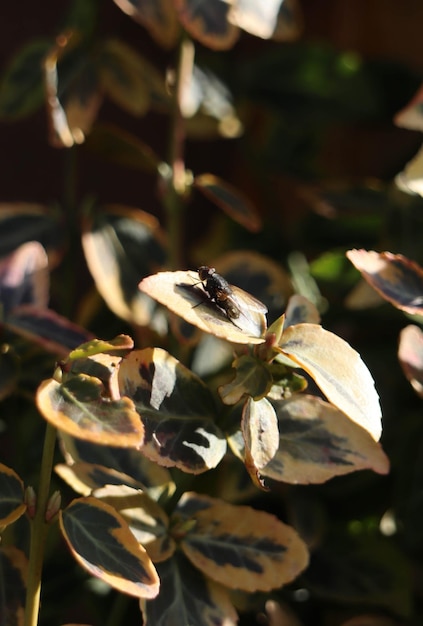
112, 0, 180, 49
279, 324, 382, 441
398, 325, 423, 398
94, 484, 175, 562
0, 242, 49, 314
272, 0, 303, 41
219, 356, 273, 405
59, 434, 175, 502
55, 461, 149, 496
6, 305, 94, 357
0, 463, 26, 526
347, 249, 423, 315
0, 203, 63, 263
395, 144, 423, 196
118, 349, 227, 473
0, 39, 50, 119
82, 205, 167, 327
60, 497, 159, 597
176, 492, 309, 591
242, 397, 279, 485
37, 375, 144, 447
284, 294, 320, 327
0, 547, 28, 625
194, 174, 261, 232
394, 82, 423, 131
174, 0, 239, 50
84, 123, 160, 173
67, 335, 134, 361
228, 0, 285, 39
139, 270, 266, 344
99, 39, 169, 115
260, 395, 389, 484
44, 32, 102, 148
182, 64, 239, 123
141, 552, 238, 626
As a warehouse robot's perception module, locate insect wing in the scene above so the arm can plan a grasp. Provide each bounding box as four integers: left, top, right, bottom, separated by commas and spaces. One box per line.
230, 285, 268, 314
226, 285, 267, 336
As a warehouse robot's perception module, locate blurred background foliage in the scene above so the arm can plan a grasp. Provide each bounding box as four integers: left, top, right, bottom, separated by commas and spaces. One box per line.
2, 0, 423, 625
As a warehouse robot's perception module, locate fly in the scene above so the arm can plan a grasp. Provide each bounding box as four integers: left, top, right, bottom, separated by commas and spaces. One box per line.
196, 266, 267, 335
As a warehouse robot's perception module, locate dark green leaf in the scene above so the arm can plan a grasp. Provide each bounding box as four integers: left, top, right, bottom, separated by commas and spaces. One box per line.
59, 434, 175, 502
60, 496, 159, 597
84, 123, 160, 172
261, 395, 389, 485
0, 39, 50, 119
141, 552, 238, 625
194, 174, 261, 232
6, 306, 93, 357
0, 547, 27, 622
118, 348, 227, 473
112, 0, 180, 49
175, 0, 238, 50
347, 249, 423, 316
0, 464, 26, 526
176, 492, 309, 591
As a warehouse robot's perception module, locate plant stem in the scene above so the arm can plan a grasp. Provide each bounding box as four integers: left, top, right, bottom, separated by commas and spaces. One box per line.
24, 422, 57, 626
164, 34, 194, 270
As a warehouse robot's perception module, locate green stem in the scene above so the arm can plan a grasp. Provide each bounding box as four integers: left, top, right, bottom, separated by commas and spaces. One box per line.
164, 34, 194, 270
24, 422, 57, 626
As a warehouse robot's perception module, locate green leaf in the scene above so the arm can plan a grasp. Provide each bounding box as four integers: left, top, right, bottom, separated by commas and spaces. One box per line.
279, 323, 382, 441
219, 355, 273, 405
60, 496, 159, 598
37, 375, 144, 447
82, 205, 167, 326
139, 270, 266, 344
118, 349, 227, 473
0, 39, 50, 119
67, 335, 134, 362
93, 484, 175, 563
0, 464, 26, 526
347, 249, 423, 316
174, 0, 239, 50
194, 174, 261, 232
261, 395, 389, 485
141, 552, 238, 625
176, 492, 309, 592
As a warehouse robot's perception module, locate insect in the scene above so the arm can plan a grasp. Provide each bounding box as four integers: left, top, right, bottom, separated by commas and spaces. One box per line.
196, 266, 267, 335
